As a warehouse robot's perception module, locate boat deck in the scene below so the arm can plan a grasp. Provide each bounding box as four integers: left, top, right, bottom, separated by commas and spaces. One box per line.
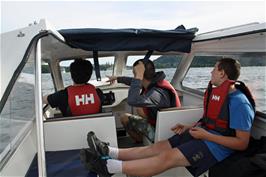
26, 149, 97, 177
25, 134, 142, 177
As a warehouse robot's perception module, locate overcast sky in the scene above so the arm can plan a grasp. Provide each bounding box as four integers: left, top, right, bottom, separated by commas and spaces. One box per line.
1, 1, 265, 34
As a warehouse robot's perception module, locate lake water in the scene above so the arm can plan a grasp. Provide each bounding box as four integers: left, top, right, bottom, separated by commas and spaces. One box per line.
42, 66, 266, 113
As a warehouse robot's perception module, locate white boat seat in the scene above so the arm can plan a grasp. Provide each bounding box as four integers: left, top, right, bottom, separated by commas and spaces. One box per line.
155, 106, 203, 142
44, 112, 117, 151
143, 106, 203, 145
145, 106, 205, 177
44, 112, 113, 122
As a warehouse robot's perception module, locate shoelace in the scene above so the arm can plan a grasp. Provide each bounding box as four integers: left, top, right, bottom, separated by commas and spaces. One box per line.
101, 156, 112, 160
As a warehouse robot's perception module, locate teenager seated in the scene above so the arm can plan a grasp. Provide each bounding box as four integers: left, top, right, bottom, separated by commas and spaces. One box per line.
43, 59, 104, 117
81, 58, 255, 177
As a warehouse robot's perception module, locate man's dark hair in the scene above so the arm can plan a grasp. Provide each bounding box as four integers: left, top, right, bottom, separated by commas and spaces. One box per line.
218, 58, 241, 80
133, 59, 155, 80
70, 59, 93, 84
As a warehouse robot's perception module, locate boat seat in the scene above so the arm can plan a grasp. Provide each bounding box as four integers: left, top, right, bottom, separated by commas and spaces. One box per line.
143, 106, 204, 177
143, 106, 203, 145
44, 112, 117, 151
154, 106, 203, 142
44, 112, 114, 122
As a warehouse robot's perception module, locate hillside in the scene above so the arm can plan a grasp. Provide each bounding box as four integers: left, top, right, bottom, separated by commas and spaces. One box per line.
153, 54, 266, 68
153, 55, 182, 68
41, 54, 265, 73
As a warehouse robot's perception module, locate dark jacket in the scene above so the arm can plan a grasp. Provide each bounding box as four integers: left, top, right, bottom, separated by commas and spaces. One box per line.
117, 71, 173, 120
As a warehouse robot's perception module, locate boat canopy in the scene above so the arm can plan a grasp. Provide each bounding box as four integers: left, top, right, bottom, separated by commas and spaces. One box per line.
59, 25, 197, 53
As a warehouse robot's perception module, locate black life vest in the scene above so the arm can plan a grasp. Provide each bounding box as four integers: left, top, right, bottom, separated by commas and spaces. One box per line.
202, 80, 255, 136
67, 84, 101, 116
143, 79, 181, 126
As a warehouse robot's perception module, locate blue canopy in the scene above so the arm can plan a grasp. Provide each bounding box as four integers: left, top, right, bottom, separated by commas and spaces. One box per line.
59, 25, 196, 53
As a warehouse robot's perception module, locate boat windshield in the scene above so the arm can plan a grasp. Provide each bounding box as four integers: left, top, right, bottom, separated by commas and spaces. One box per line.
124, 54, 183, 82
59, 57, 115, 88
0, 51, 36, 165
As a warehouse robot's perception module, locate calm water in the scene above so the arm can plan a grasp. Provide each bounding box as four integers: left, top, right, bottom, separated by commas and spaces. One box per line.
42, 66, 266, 113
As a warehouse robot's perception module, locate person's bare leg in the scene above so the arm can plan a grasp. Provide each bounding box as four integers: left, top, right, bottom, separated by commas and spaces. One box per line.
128, 130, 143, 143
122, 148, 190, 177
118, 139, 172, 160
120, 113, 143, 143
135, 107, 147, 118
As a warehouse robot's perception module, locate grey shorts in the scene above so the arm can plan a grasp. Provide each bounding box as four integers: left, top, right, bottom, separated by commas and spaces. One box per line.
127, 115, 155, 141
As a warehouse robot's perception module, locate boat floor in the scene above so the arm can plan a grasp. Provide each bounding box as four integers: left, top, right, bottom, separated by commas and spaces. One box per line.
117, 136, 144, 148
25, 135, 143, 177
25, 149, 97, 177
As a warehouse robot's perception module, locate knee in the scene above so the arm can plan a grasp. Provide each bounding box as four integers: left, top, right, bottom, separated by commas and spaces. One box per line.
120, 113, 130, 126
154, 151, 176, 169
136, 107, 146, 118
157, 148, 186, 169
150, 140, 172, 153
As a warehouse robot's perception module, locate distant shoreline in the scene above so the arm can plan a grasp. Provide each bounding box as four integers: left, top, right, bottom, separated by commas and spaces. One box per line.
41, 65, 266, 73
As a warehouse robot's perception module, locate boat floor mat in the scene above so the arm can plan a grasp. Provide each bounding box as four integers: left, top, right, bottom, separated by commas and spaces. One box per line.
26, 149, 97, 177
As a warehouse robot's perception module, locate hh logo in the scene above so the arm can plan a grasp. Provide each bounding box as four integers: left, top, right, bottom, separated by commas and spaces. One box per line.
211, 94, 220, 101
75, 94, 95, 106
192, 151, 204, 162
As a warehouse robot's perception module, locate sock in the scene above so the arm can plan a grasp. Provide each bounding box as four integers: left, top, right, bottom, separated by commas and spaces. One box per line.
108, 146, 119, 159
106, 159, 122, 174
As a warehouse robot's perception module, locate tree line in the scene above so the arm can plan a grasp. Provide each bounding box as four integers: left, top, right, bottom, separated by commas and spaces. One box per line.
42, 54, 265, 73
42, 62, 113, 73
153, 54, 266, 68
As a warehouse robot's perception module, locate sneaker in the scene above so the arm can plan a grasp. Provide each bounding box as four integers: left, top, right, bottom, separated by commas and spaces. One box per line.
80, 148, 97, 172
80, 148, 112, 177
129, 116, 148, 135
87, 131, 109, 156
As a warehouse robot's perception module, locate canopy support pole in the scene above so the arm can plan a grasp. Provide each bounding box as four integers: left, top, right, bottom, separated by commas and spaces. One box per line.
35, 39, 47, 177
93, 51, 101, 81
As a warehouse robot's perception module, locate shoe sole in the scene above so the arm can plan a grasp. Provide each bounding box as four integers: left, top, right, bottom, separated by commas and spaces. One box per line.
87, 131, 110, 157
80, 149, 87, 165
80, 148, 98, 173
87, 131, 100, 156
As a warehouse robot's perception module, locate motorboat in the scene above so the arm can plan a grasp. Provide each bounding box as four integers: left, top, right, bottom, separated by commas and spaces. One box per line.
0, 19, 265, 177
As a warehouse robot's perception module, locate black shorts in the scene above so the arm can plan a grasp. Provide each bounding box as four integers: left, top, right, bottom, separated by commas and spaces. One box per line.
168, 130, 218, 177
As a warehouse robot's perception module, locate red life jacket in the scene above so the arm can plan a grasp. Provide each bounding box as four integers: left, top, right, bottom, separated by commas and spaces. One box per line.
143, 80, 181, 126
157, 80, 181, 107
202, 80, 235, 135
67, 84, 101, 116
